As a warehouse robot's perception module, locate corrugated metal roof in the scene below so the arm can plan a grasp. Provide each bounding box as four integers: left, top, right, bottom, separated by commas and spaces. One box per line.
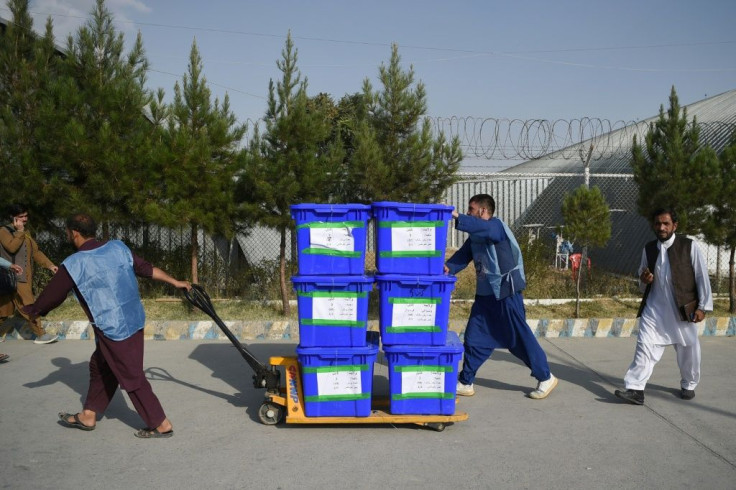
496, 89, 736, 275
503, 89, 736, 175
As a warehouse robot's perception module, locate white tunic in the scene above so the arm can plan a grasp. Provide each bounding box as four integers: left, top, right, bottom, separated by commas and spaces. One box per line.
637, 234, 713, 347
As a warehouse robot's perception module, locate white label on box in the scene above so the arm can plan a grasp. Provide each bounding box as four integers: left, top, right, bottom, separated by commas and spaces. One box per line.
313, 296, 358, 321
390, 226, 435, 251
402, 370, 445, 394
310, 226, 354, 252
392, 302, 436, 327
317, 370, 363, 396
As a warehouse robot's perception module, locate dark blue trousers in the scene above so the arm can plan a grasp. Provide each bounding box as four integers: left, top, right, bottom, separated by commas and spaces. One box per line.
459, 293, 551, 384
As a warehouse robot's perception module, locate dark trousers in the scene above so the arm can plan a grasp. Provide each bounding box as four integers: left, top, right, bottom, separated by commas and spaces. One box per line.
84, 327, 166, 429
459, 293, 551, 385
0, 282, 45, 336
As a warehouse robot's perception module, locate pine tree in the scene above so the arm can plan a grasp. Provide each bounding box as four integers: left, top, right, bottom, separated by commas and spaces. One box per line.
318, 92, 369, 202
561, 185, 611, 318
631, 86, 719, 233
147, 39, 247, 284
46, 0, 155, 236
701, 132, 736, 312
0, 0, 59, 227
236, 32, 341, 315
349, 44, 462, 203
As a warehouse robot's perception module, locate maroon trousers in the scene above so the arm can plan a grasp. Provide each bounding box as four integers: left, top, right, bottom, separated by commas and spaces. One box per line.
84, 327, 166, 429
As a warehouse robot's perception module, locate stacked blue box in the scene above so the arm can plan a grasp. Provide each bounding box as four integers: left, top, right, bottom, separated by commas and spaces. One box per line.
291, 203, 371, 275
383, 331, 463, 415
371, 201, 460, 415
372, 201, 454, 275
290, 202, 375, 348
296, 331, 379, 417
375, 274, 456, 346
291, 275, 374, 347
291, 203, 377, 417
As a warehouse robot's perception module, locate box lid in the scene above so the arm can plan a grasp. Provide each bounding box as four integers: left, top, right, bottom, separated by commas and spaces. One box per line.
291, 275, 375, 285
382, 331, 463, 354
371, 201, 454, 213
290, 203, 371, 212
296, 331, 380, 355
375, 274, 456, 284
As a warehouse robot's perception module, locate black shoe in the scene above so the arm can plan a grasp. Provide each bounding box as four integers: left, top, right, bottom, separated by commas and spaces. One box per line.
614, 389, 644, 405
680, 388, 695, 400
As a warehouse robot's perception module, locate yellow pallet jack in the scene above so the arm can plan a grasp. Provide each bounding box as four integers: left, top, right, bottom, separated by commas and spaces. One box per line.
185, 285, 468, 431
263, 355, 468, 431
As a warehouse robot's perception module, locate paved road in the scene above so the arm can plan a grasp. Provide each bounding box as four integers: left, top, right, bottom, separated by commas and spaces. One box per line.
1, 336, 734, 489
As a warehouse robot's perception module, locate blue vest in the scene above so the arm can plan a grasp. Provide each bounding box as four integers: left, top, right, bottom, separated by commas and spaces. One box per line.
63, 240, 145, 340
469, 219, 527, 299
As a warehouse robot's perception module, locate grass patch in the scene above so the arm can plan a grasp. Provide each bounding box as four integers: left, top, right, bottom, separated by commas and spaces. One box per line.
43, 297, 298, 322
34, 249, 734, 321
39, 295, 733, 322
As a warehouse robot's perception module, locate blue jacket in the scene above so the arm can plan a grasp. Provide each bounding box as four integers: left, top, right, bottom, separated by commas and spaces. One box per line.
445, 214, 526, 299
62, 240, 146, 340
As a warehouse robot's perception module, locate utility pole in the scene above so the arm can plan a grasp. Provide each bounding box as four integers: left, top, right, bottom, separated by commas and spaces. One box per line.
582, 143, 593, 189
576, 144, 594, 317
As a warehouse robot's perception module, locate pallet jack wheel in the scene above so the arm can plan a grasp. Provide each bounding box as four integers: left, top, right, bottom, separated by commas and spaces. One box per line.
424, 422, 446, 432
258, 402, 284, 425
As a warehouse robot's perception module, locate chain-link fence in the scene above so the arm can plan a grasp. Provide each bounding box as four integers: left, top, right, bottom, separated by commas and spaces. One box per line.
31, 172, 732, 298
445, 173, 731, 293
446, 173, 642, 274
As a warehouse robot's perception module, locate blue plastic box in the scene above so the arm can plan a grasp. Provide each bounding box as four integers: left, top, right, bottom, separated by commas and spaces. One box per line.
296, 332, 379, 417
383, 331, 463, 415
292, 275, 374, 347
376, 274, 456, 346
372, 201, 454, 275
291, 203, 372, 275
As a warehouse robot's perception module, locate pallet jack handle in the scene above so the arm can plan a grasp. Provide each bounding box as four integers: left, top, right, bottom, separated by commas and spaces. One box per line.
184, 284, 280, 391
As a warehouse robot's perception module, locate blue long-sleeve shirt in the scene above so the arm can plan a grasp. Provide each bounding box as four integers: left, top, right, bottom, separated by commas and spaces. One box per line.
445, 214, 526, 299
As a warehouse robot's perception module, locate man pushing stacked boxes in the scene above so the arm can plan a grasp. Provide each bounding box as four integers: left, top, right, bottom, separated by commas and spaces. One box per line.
444, 194, 558, 400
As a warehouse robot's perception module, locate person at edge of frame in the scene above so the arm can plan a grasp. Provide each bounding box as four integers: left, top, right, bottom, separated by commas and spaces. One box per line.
0, 204, 59, 344
0, 256, 23, 362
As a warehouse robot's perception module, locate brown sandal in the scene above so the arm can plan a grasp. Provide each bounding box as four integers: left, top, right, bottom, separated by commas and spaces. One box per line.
58, 412, 95, 431
134, 427, 174, 439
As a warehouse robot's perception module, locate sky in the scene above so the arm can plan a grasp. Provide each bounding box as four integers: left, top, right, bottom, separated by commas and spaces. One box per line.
3, 0, 735, 171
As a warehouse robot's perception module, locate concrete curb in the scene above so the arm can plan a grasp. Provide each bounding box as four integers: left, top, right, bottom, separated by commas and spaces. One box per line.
2, 316, 735, 341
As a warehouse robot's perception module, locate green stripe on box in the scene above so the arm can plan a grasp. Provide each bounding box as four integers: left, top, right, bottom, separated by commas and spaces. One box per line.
301, 248, 362, 257
389, 297, 441, 304
301, 319, 365, 327
304, 393, 371, 402
391, 392, 455, 400
386, 326, 441, 333
296, 221, 365, 229
378, 250, 442, 258
297, 291, 367, 298
378, 220, 444, 228
394, 365, 454, 372
302, 364, 369, 373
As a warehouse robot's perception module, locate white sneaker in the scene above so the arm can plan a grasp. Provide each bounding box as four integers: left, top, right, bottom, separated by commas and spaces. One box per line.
456, 381, 475, 397
33, 333, 58, 344
529, 374, 558, 399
